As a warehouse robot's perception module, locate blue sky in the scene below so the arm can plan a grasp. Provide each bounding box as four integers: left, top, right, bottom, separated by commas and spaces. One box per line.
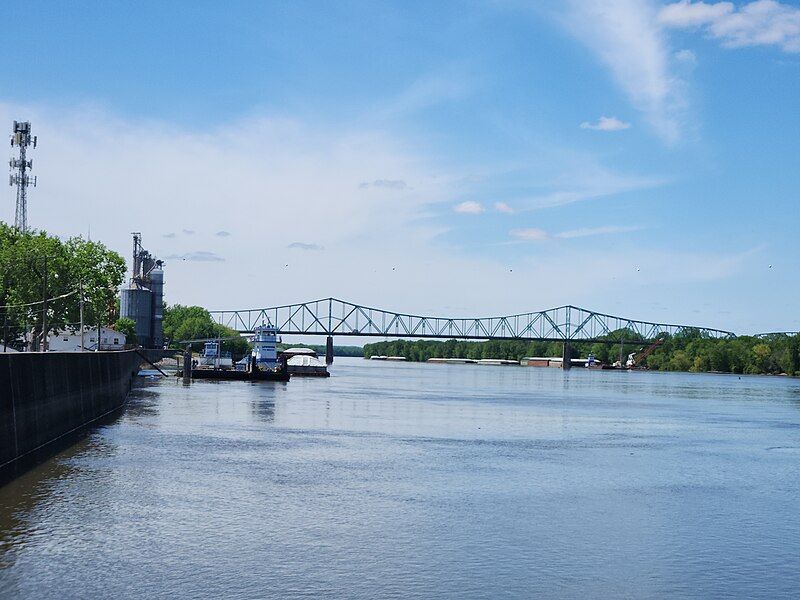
2, 0, 799, 333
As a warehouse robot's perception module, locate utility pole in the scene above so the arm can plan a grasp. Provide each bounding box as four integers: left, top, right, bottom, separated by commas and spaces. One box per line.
9, 121, 37, 232
41, 256, 48, 352
79, 280, 85, 351
96, 300, 102, 352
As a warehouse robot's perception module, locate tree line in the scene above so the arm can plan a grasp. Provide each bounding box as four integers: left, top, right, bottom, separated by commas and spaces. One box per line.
0, 222, 127, 349
364, 329, 800, 376
163, 304, 250, 357
277, 343, 363, 357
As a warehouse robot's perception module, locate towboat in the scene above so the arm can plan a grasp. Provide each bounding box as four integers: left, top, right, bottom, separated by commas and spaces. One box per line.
197, 340, 233, 369
180, 324, 290, 382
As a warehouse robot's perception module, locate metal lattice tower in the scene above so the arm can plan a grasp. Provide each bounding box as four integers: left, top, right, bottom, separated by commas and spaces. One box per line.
9, 120, 37, 232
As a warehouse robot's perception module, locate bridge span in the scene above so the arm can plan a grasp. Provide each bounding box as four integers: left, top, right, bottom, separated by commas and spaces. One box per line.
209, 297, 734, 343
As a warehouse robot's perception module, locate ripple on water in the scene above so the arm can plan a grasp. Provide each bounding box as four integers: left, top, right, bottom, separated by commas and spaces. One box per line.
1, 360, 800, 599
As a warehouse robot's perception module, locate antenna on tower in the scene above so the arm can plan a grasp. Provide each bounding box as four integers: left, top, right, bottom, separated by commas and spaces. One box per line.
8, 120, 37, 232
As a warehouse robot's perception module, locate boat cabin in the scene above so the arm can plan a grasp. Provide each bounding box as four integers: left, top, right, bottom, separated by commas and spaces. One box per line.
253, 324, 280, 370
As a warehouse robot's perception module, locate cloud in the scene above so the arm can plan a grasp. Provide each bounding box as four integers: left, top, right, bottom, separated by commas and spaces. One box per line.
182, 229, 195, 235
216, 230, 231, 237
658, 0, 733, 27
359, 179, 408, 190
494, 201, 515, 213
554, 225, 644, 238
453, 201, 485, 214
378, 73, 474, 117
674, 48, 698, 63
288, 242, 324, 251
0, 101, 767, 331
163, 232, 176, 238
164, 251, 225, 262
659, 1, 800, 53
580, 116, 632, 131
510, 224, 642, 242
562, 0, 684, 143
510, 228, 549, 241
519, 162, 665, 210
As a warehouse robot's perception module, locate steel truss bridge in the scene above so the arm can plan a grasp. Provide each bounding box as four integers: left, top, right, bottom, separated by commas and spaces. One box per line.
209, 298, 735, 343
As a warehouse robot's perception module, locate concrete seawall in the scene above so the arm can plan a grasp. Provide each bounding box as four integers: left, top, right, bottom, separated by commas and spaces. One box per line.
0, 350, 141, 481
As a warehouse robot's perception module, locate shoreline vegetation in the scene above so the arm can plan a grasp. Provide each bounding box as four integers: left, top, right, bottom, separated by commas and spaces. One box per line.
0, 223, 127, 348
364, 331, 800, 377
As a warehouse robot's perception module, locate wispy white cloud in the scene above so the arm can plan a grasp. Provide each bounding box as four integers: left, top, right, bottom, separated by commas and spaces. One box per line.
494, 201, 515, 213
510, 224, 643, 242
659, 0, 733, 27
674, 48, 698, 63
659, 1, 800, 53
359, 179, 408, 190
453, 200, 485, 214
562, 0, 684, 143
580, 116, 631, 131
519, 162, 665, 210
165, 251, 225, 262
510, 228, 549, 241
555, 225, 644, 238
0, 101, 768, 331
378, 73, 474, 118
288, 242, 324, 251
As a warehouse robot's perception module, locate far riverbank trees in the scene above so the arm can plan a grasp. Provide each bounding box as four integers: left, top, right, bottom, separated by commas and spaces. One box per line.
364, 330, 800, 376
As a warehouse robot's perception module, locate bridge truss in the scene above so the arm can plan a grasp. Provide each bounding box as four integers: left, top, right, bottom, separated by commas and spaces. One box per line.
209, 298, 735, 343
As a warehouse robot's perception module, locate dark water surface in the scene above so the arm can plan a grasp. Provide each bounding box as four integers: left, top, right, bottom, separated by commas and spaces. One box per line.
2, 359, 800, 599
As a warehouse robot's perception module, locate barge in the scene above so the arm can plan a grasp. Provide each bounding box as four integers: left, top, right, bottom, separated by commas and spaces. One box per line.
180, 325, 290, 382
281, 347, 330, 377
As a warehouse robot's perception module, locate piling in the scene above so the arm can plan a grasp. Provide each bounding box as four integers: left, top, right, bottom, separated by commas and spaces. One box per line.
562, 342, 572, 370
325, 336, 334, 366
182, 346, 192, 383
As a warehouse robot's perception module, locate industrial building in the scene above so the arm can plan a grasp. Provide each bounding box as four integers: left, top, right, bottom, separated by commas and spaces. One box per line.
119, 233, 165, 348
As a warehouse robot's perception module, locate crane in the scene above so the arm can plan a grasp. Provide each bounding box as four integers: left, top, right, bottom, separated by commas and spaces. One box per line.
625, 338, 664, 369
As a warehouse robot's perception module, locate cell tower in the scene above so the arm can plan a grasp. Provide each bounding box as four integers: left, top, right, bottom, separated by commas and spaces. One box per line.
8, 120, 37, 232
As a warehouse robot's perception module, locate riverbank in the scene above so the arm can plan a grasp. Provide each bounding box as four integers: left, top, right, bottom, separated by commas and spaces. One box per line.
364, 334, 800, 376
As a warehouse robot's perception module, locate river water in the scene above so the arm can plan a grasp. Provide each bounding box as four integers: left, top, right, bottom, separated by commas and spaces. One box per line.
1, 358, 800, 599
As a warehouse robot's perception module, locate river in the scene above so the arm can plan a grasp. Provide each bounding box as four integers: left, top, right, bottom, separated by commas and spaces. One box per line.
1, 358, 799, 598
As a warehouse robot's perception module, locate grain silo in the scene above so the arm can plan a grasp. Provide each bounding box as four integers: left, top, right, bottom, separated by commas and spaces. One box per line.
120, 233, 165, 348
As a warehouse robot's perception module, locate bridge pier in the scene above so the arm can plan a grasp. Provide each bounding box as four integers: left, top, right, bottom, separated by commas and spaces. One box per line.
325, 336, 334, 366
562, 342, 572, 370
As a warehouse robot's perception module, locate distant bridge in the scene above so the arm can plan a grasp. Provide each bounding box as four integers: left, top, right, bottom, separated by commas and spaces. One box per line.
209, 298, 735, 343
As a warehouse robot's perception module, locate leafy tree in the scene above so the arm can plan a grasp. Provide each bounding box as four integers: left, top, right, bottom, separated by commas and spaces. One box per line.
113, 317, 138, 345
0, 223, 126, 347
163, 304, 251, 358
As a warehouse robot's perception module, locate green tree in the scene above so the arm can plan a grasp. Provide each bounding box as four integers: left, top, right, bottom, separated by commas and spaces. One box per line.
0, 223, 126, 347
163, 304, 251, 358
113, 317, 138, 345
